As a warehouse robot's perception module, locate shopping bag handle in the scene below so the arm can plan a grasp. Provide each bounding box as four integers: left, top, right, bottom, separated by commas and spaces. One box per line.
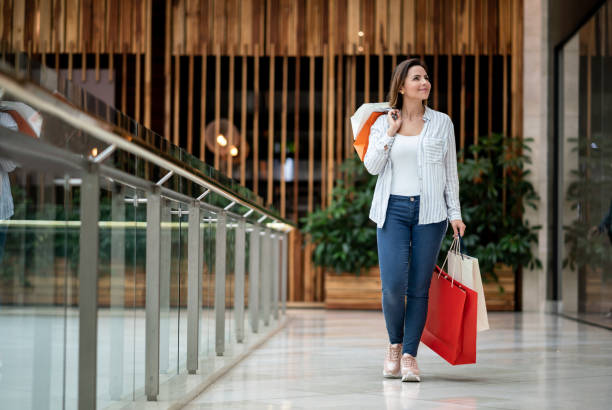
448, 234, 466, 259
452, 236, 463, 260
457, 234, 466, 258
438, 236, 461, 287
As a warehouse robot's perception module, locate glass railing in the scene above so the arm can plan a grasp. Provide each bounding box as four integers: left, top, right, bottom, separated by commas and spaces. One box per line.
0, 52, 277, 216
0, 54, 291, 409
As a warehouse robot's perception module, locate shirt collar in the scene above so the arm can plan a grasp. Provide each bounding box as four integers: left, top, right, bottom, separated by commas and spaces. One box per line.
423, 105, 432, 122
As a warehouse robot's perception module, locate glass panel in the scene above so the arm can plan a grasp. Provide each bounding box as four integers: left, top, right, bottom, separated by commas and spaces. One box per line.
160, 198, 176, 380
132, 191, 147, 397
95, 183, 146, 408
244, 223, 252, 341
560, 0, 612, 327
225, 216, 236, 348
601, 6, 612, 318
1, 50, 290, 407
0, 164, 75, 408
200, 208, 215, 357
176, 202, 188, 374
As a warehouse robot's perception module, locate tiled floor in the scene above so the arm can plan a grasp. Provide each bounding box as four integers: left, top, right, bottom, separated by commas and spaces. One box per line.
185, 309, 612, 410
560, 312, 612, 330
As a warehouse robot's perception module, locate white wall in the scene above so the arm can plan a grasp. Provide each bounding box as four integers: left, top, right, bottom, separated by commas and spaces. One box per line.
522, 0, 549, 311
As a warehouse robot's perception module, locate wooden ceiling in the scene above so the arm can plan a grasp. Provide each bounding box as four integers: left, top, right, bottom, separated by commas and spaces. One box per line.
1, 0, 519, 56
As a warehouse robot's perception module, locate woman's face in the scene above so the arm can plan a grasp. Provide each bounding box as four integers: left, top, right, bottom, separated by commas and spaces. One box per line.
400, 65, 431, 102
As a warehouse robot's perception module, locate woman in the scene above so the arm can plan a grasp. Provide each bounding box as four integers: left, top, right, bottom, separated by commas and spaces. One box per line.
363, 58, 466, 382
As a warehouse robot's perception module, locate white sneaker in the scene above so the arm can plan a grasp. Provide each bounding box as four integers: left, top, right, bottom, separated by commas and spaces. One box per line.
383, 343, 402, 378
400, 353, 421, 382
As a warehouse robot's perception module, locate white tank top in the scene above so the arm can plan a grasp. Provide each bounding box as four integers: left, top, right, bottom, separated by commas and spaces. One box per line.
389, 129, 422, 196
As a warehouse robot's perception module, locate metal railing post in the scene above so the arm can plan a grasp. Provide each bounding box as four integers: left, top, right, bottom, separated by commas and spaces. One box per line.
234, 218, 246, 342
282, 233, 288, 315
145, 187, 162, 401
272, 233, 279, 320
261, 229, 270, 326
187, 202, 201, 374
109, 184, 126, 399
198, 208, 205, 353
215, 211, 227, 356
249, 225, 260, 333
77, 167, 100, 410
159, 201, 171, 373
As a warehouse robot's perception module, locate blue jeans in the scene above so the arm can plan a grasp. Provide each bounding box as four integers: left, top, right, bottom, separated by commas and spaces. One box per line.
377, 194, 447, 356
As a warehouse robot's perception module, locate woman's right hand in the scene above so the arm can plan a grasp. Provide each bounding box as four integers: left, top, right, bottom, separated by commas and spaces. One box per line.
387, 109, 402, 136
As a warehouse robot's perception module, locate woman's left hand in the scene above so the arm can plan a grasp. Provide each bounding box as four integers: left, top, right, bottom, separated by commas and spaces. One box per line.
450, 219, 466, 238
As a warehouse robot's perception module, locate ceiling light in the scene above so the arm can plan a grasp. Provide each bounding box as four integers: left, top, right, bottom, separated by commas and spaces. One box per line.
217, 134, 227, 146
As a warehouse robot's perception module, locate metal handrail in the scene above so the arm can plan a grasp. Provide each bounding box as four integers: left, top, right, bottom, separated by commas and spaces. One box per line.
0, 69, 294, 233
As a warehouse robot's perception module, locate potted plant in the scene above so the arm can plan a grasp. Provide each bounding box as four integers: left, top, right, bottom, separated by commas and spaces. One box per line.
453, 133, 542, 310
301, 155, 381, 309
302, 133, 541, 311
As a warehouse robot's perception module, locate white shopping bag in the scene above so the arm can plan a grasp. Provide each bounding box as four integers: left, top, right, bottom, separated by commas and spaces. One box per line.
350, 102, 392, 161
350, 102, 390, 140
447, 237, 490, 332
0, 101, 43, 137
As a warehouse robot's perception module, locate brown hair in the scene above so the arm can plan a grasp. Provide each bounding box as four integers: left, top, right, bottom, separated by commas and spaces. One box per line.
387, 58, 429, 110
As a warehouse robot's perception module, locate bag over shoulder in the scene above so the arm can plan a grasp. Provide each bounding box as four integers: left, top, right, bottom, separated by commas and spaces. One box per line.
350, 102, 391, 161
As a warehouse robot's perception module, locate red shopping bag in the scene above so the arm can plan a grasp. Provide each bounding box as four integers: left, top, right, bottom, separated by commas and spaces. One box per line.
420, 265, 478, 365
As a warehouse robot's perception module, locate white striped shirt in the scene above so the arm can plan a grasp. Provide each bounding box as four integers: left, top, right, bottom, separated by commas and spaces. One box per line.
363, 105, 462, 228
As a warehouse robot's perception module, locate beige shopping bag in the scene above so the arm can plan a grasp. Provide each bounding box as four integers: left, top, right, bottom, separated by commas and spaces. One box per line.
447, 237, 490, 332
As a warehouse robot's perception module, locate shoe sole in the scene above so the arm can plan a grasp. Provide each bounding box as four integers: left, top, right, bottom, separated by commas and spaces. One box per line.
382, 371, 401, 379
401, 373, 421, 382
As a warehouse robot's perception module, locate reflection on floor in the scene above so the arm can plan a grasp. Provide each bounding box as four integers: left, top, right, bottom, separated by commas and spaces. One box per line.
560, 312, 612, 330
186, 309, 612, 410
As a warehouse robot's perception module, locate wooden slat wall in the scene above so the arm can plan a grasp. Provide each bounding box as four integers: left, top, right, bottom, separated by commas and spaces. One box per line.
4, 0, 524, 304
292, 50, 301, 223
163, 0, 172, 139
267, 43, 275, 206
321, 43, 328, 209
253, 43, 260, 195
280, 53, 288, 217
3, 0, 520, 56
227, 48, 235, 177
240, 45, 248, 186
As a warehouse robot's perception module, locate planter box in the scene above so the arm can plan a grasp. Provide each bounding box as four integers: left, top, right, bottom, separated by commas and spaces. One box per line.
324, 268, 382, 310
483, 264, 515, 311
324, 264, 516, 311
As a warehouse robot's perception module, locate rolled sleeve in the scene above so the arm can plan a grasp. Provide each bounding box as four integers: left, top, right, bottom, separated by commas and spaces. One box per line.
374, 133, 395, 152
363, 115, 394, 175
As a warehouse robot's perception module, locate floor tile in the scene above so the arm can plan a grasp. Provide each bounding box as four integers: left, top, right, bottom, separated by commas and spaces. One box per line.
187, 310, 612, 410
